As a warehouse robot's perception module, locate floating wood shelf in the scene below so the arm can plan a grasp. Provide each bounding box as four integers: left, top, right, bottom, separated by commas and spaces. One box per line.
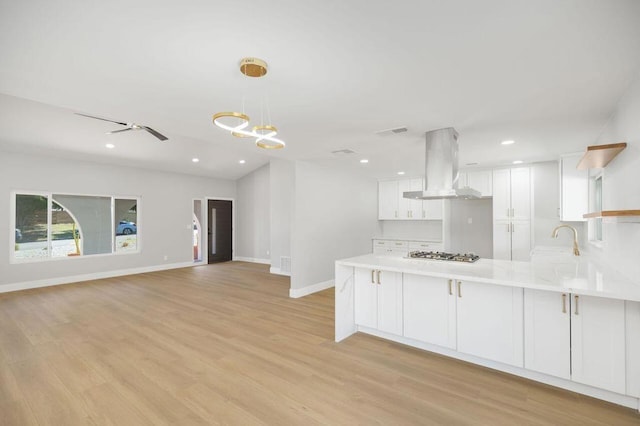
583, 210, 640, 223
576, 142, 627, 170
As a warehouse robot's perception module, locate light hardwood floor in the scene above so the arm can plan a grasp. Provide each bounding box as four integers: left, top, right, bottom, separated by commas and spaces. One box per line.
1, 262, 639, 425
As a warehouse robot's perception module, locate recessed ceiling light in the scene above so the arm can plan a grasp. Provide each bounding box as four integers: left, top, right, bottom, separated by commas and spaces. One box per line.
360, 159, 369, 164
239, 160, 246, 164
513, 160, 523, 164
501, 140, 515, 145
397, 171, 405, 175
192, 158, 200, 163
105, 143, 115, 149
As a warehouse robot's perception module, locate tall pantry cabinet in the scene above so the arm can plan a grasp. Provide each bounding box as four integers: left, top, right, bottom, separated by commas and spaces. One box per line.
493, 167, 532, 261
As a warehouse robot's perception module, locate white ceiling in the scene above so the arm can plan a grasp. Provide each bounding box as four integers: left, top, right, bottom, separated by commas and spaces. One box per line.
1, 0, 640, 180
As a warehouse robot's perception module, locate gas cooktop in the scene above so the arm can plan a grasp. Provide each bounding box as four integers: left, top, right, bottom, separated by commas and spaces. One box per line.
407, 251, 480, 263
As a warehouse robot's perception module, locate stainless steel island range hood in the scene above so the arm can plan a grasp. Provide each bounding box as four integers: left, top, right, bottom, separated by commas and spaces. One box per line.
403, 127, 481, 200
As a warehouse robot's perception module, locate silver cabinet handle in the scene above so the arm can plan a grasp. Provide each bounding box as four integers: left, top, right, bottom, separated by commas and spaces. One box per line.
562, 293, 567, 313
574, 295, 579, 315
511, 208, 515, 217
506, 208, 510, 217
511, 223, 514, 232
371, 270, 375, 284
377, 270, 381, 285
506, 224, 510, 233
395, 242, 403, 246
448, 279, 453, 295
457, 281, 462, 298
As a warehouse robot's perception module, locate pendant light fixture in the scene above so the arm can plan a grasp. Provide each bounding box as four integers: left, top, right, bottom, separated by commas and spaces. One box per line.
212, 58, 285, 149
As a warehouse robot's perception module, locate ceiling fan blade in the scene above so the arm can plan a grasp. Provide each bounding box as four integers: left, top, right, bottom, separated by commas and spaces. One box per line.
142, 126, 169, 141
106, 128, 134, 135
75, 112, 128, 126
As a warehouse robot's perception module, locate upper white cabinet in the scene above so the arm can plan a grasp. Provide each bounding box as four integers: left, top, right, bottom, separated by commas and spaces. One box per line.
458, 170, 493, 197
492, 167, 532, 261
354, 267, 403, 335
378, 179, 443, 220
378, 180, 399, 220
403, 274, 456, 349
456, 280, 524, 367
559, 154, 588, 222
398, 179, 422, 219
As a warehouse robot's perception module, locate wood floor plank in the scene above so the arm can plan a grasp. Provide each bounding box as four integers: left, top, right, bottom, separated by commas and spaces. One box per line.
1, 261, 639, 425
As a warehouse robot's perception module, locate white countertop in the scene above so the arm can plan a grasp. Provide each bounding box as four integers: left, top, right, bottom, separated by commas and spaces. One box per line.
336, 253, 640, 302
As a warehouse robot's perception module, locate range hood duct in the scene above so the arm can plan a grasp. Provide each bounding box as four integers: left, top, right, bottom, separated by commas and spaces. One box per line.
403, 127, 481, 200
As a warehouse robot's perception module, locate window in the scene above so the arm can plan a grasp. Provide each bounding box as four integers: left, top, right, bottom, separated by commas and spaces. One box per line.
12, 192, 140, 262
588, 172, 603, 244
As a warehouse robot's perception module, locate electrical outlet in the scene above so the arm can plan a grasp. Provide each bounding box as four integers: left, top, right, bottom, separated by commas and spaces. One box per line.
467, 217, 473, 224
163, 255, 168, 261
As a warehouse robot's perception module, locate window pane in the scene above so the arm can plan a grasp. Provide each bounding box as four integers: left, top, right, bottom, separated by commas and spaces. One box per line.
115, 199, 137, 253
53, 194, 112, 255
51, 201, 82, 257
15, 194, 48, 259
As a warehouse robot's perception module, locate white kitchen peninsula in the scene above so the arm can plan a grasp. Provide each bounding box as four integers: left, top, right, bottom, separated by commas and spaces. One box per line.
335, 254, 640, 411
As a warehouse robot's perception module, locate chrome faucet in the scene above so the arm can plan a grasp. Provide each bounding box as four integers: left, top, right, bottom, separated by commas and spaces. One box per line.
551, 225, 580, 256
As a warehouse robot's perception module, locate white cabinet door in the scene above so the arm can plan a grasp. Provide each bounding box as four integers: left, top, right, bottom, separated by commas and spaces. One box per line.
524, 289, 570, 380
626, 301, 640, 397
560, 154, 588, 222
353, 267, 402, 335
403, 274, 456, 349
467, 170, 493, 197
378, 180, 399, 220
354, 268, 378, 328
492, 169, 511, 221
571, 295, 625, 394
377, 270, 403, 335
456, 280, 524, 367
492, 221, 512, 260
422, 200, 443, 220
511, 221, 531, 261
398, 178, 422, 219
510, 168, 531, 221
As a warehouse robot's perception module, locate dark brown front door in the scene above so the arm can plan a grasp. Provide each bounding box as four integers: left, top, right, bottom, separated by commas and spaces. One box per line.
207, 200, 232, 263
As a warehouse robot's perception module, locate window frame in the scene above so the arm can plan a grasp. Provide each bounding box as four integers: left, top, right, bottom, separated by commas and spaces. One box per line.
10, 190, 141, 264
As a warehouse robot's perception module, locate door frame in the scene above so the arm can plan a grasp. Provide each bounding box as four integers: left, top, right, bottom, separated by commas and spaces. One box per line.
204, 197, 235, 263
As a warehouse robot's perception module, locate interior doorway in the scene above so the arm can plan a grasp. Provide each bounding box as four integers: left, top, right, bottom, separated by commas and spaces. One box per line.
193, 199, 203, 262
207, 199, 233, 263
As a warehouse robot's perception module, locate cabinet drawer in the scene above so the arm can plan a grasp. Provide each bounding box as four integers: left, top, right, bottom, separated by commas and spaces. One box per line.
373, 240, 408, 249
408, 241, 443, 251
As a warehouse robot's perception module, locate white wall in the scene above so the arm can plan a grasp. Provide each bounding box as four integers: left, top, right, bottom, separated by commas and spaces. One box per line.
0, 151, 235, 289
586, 68, 640, 280
235, 163, 270, 262
269, 159, 294, 273
291, 161, 380, 291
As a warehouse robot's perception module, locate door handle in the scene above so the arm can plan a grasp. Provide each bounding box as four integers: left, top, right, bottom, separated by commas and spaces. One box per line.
448, 279, 453, 295
371, 270, 375, 284
376, 270, 381, 285
457, 281, 462, 298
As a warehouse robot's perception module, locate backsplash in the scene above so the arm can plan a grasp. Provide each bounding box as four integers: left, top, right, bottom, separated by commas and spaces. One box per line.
380, 220, 443, 241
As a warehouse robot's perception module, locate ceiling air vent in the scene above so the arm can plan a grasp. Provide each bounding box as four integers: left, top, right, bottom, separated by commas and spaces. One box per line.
331, 149, 356, 155
375, 126, 409, 136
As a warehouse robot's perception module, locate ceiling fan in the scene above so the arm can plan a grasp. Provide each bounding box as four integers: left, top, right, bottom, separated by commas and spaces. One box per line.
75, 113, 169, 141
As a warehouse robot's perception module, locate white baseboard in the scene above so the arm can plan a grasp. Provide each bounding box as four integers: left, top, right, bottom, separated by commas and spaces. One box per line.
270, 266, 291, 277
289, 279, 334, 298
233, 256, 271, 265
0, 261, 195, 294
